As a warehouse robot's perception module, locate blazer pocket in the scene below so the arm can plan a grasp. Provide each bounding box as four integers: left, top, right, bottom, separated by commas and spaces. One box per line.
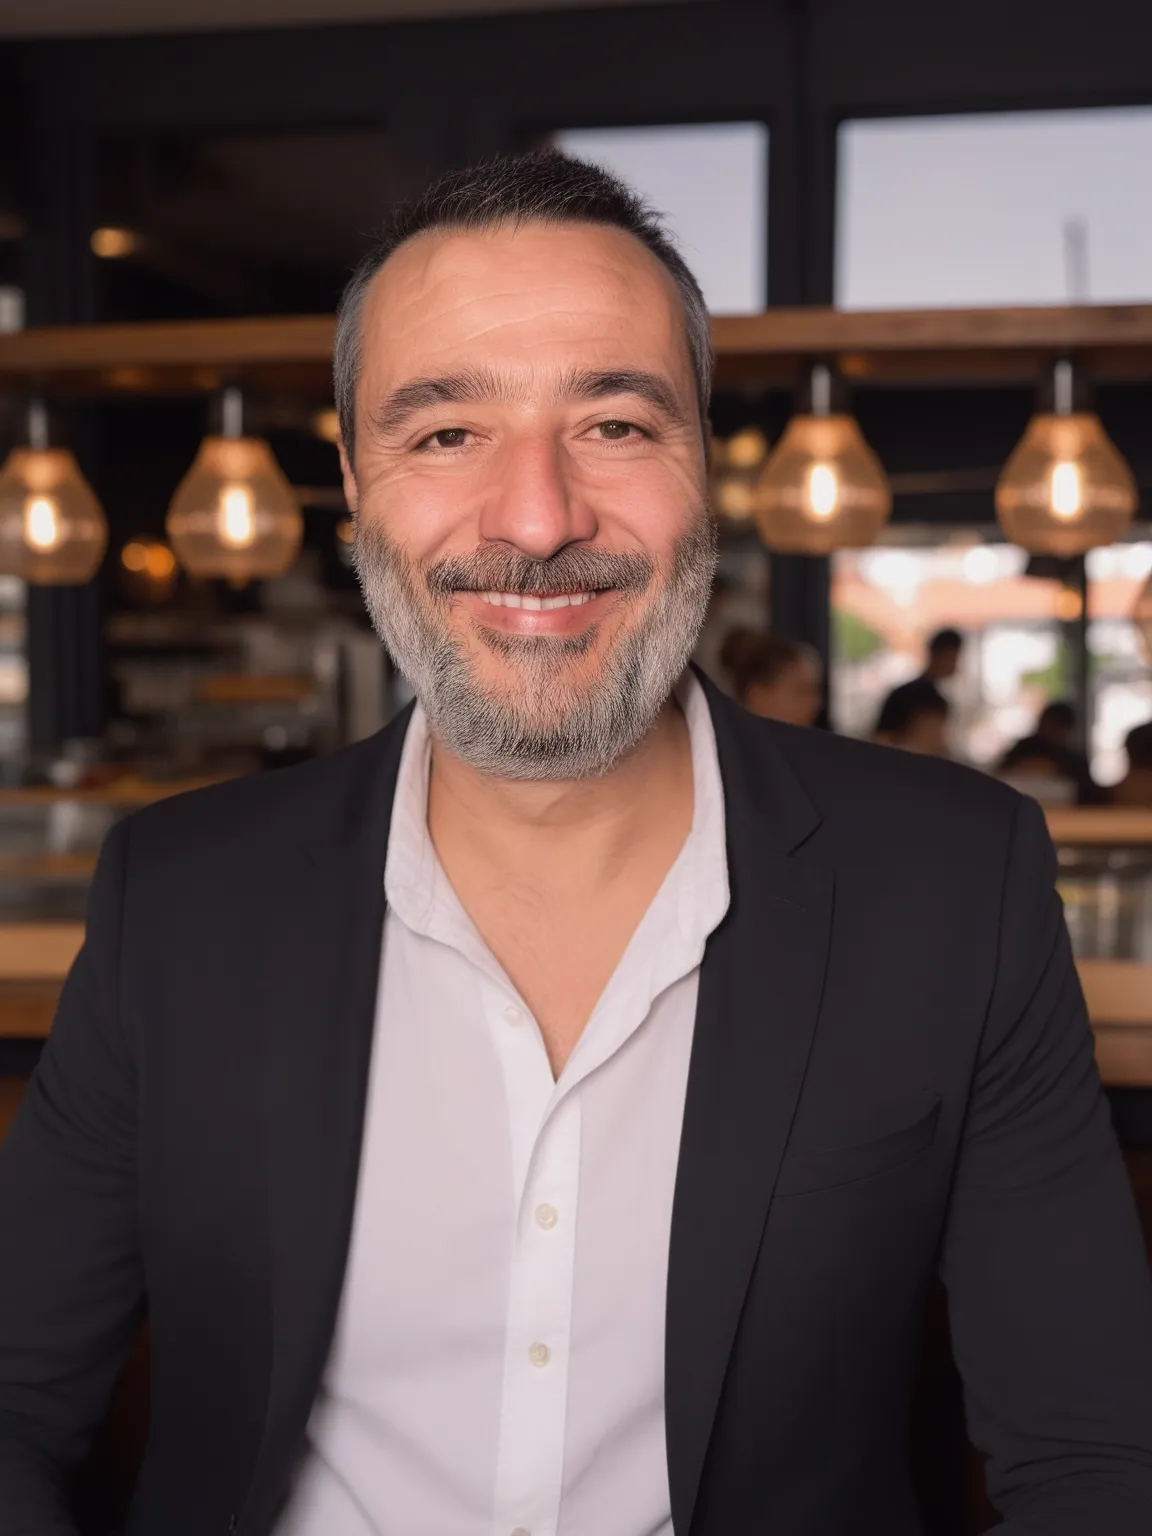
775, 1095, 941, 1197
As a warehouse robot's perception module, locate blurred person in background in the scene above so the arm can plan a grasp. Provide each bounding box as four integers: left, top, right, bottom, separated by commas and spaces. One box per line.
874, 627, 964, 743
882, 680, 952, 757
998, 702, 1099, 806
1112, 721, 1152, 809
720, 626, 822, 727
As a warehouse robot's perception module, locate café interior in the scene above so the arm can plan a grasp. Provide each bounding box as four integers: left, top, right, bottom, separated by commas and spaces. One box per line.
0, 0, 1151, 1530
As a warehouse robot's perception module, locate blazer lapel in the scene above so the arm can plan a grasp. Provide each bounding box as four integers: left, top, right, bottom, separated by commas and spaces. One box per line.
666, 685, 833, 1535
240, 711, 412, 1532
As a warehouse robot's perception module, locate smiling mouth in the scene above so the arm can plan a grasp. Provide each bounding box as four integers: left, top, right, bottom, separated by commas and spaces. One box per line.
473, 590, 602, 611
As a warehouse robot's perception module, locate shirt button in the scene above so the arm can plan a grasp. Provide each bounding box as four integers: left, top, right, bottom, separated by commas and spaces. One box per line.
528, 1341, 551, 1368
535, 1203, 558, 1230
503, 1004, 523, 1025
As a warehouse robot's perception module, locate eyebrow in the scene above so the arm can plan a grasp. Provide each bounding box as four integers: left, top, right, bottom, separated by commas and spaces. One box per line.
367, 365, 690, 439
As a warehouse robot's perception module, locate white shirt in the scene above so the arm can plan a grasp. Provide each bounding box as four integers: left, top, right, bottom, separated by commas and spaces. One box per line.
276, 672, 729, 1536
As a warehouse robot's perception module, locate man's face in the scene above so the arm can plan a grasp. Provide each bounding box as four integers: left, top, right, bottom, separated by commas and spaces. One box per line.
343, 220, 715, 779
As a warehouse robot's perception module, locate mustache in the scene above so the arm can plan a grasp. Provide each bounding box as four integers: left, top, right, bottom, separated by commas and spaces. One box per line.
425, 545, 654, 598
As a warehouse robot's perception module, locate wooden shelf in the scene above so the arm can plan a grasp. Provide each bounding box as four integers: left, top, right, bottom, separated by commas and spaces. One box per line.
0, 924, 83, 984
0, 774, 229, 808
4, 303, 1152, 398
1045, 808, 1152, 846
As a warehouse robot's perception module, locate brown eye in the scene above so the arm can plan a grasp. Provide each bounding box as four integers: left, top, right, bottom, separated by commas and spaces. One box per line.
428, 428, 468, 449
597, 421, 634, 440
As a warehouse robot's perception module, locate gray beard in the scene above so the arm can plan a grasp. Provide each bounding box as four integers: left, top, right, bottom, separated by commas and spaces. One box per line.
353, 516, 717, 780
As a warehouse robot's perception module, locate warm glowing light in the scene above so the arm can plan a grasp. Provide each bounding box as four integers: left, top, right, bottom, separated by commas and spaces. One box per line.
122, 539, 177, 581
0, 440, 108, 584
995, 409, 1136, 556
218, 485, 257, 550
754, 413, 890, 554
90, 226, 139, 259
336, 517, 356, 545
1055, 586, 1083, 622
146, 543, 177, 579
1050, 460, 1083, 520
24, 497, 62, 552
726, 427, 769, 471
806, 463, 839, 520
311, 407, 341, 445
167, 428, 302, 581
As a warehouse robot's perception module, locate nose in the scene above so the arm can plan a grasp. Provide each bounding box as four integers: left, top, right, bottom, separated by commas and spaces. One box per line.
478, 432, 598, 559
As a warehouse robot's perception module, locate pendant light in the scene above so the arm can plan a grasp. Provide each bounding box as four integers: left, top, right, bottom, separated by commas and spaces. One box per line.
995, 360, 1136, 556
0, 400, 108, 584
710, 427, 769, 523
1134, 568, 1152, 666
753, 364, 891, 554
167, 387, 303, 582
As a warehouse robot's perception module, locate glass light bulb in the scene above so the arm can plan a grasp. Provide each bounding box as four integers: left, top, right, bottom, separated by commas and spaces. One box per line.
218, 485, 257, 550
24, 496, 63, 552
995, 412, 1136, 555
0, 447, 108, 583
166, 435, 302, 581
806, 463, 839, 520
753, 414, 890, 554
1050, 460, 1082, 520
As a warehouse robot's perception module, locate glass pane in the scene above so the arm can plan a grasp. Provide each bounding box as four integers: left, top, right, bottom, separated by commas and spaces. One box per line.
553, 122, 768, 312
1087, 539, 1152, 786
837, 106, 1152, 309
831, 537, 1072, 767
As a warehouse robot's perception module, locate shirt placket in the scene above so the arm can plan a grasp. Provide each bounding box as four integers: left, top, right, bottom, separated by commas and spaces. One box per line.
485, 979, 582, 1536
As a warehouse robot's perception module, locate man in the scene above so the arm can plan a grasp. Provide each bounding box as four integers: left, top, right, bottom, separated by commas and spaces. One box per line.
719, 629, 823, 729
1112, 719, 1152, 808
2, 152, 1151, 1536
998, 701, 1098, 804
874, 627, 964, 742
883, 679, 952, 758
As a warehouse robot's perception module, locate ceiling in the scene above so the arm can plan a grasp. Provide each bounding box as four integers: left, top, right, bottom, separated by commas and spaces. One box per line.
0, 0, 669, 39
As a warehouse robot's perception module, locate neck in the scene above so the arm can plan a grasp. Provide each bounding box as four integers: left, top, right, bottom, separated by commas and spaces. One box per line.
426, 695, 693, 885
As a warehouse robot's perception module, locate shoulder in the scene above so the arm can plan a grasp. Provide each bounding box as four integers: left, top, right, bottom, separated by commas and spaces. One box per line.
711, 689, 1025, 858
115, 713, 410, 867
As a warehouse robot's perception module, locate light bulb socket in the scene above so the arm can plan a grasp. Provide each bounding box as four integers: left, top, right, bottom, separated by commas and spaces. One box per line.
798, 361, 849, 417
26, 397, 50, 452
218, 385, 246, 440
1038, 358, 1093, 416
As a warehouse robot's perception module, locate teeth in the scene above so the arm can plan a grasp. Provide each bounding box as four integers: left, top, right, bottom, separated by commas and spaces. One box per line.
475, 591, 596, 610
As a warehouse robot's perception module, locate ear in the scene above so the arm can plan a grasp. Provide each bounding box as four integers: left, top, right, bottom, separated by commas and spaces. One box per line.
338, 440, 359, 513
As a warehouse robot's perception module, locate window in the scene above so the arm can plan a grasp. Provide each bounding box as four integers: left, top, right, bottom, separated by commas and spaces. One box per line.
837, 106, 1152, 309
553, 122, 769, 313
831, 535, 1073, 767
1087, 539, 1152, 785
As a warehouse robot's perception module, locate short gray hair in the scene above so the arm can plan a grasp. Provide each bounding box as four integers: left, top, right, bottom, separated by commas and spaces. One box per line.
333, 149, 714, 463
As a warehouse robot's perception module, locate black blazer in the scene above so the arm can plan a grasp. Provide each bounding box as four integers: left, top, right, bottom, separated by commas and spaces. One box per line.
2, 682, 1152, 1536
